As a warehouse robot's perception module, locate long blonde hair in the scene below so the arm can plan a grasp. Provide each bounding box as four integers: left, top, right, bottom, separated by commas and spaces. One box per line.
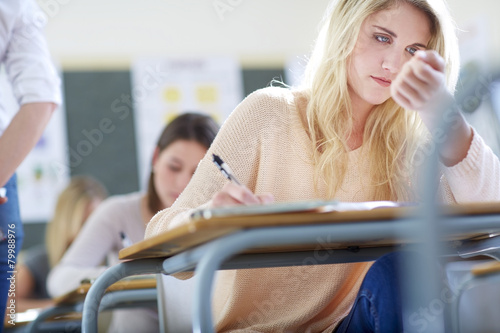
45, 176, 107, 267
303, 0, 459, 201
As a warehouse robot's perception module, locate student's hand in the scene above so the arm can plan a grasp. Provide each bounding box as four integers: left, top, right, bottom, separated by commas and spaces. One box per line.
392, 50, 473, 166
391, 50, 452, 115
211, 182, 274, 207
0, 197, 7, 205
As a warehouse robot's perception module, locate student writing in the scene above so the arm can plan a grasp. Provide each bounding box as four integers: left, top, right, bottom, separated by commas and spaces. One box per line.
48, 113, 219, 333
145, 1, 500, 332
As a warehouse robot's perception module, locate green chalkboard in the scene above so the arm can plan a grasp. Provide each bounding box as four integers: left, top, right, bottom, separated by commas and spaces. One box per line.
63, 71, 140, 196
242, 68, 286, 96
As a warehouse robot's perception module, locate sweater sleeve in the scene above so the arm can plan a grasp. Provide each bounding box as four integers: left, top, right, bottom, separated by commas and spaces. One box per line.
441, 128, 500, 202
46, 197, 127, 297
145, 87, 289, 238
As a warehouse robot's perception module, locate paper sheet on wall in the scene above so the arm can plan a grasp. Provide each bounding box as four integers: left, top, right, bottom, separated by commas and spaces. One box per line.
131, 56, 244, 190
0, 68, 69, 223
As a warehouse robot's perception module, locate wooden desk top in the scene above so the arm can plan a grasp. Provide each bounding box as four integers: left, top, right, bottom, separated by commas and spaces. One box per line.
120, 202, 500, 261
53, 278, 156, 305
3, 278, 156, 328
472, 261, 500, 276
4, 310, 82, 328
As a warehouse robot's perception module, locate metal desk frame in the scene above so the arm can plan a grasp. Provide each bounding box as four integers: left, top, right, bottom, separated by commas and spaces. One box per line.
81, 213, 500, 333
25, 288, 157, 333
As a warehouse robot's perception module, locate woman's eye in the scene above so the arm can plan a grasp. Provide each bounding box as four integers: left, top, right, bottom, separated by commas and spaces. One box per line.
168, 165, 181, 172
375, 35, 390, 43
406, 46, 418, 56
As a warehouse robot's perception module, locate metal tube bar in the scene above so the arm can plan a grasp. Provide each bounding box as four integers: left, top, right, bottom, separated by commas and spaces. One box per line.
191, 221, 407, 332
81, 258, 165, 333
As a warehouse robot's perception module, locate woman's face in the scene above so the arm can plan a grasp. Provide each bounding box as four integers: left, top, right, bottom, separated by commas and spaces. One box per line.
347, 3, 432, 112
152, 139, 207, 208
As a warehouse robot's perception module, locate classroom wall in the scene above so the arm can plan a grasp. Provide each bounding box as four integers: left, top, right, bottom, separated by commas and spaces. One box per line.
450, 0, 500, 70
38, 0, 500, 71
39, 0, 330, 69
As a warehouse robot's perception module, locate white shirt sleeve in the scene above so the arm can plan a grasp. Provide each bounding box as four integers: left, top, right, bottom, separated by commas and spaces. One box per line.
4, 0, 61, 106
46, 199, 117, 297
47, 193, 144, 298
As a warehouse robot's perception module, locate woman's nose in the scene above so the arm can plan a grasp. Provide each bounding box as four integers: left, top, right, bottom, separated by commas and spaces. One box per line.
382, 51, 404, 74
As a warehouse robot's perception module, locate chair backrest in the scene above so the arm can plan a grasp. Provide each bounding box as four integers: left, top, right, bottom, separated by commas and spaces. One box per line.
447, 259, 500, 333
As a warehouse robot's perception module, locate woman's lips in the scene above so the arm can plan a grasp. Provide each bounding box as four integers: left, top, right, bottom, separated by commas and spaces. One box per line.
371, 76, 392, 87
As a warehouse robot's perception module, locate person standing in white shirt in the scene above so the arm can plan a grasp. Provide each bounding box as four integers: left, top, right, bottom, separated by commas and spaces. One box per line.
0, 0, 61, 324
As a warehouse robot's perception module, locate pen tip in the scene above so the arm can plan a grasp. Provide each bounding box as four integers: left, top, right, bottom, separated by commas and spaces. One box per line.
212, 154, 222, 164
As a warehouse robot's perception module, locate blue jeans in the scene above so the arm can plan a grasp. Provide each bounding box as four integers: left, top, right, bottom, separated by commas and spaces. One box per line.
0, 174, 23, 329
334, 252, 403, 333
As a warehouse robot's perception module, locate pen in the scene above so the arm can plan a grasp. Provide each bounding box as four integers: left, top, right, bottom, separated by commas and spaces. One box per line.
212, 154, 242, 186
120, 231, 133, 248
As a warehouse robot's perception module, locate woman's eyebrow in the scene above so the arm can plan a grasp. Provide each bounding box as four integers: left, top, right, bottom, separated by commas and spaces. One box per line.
373, 25, 428, 48
411, 42, 428, 49
373, 25, 397, 37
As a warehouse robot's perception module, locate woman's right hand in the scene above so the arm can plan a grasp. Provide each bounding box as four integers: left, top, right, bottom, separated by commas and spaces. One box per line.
0, 188, 6, 204
211, 182, 274, 207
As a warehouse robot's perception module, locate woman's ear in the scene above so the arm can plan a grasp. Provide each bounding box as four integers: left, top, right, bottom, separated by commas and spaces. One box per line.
151, 147, 160, 169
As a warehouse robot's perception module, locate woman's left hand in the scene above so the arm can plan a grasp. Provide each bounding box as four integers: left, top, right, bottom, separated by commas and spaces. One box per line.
391, 50, 452, 114
392, 50, 473, 166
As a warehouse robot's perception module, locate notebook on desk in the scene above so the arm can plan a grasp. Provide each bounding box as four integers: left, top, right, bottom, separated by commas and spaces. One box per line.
190, 200, 401, 221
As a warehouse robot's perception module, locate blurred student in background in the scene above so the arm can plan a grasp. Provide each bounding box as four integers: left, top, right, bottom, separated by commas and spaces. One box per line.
47, 113, 219, 333
10, 176, 107, 314
0, 0, 61, 321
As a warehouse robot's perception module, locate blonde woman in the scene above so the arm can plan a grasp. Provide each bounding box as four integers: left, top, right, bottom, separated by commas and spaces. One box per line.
13, 176, 106, 312
145, 0, 500, 332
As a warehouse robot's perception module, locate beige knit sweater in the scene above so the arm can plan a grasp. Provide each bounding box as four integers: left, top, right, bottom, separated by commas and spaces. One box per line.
145, 87, 500, 332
